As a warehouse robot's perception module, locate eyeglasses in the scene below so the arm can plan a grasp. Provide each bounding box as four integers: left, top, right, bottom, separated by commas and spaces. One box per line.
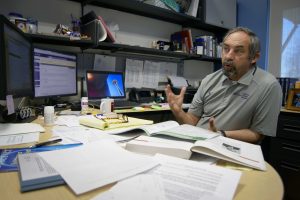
95, 113, 129, 124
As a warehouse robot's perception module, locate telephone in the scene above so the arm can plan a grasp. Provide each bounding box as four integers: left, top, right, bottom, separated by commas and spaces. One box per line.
129, 88, 154, 103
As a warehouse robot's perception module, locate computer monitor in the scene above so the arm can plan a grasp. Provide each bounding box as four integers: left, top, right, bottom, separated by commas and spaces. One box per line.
86, 70, 126, 100
33, 47, 77, 99
0, 15, 33, 100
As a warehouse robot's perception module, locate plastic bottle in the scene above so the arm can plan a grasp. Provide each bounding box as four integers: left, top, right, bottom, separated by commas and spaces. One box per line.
81, 97, 89, 114
44, 106, 55, 126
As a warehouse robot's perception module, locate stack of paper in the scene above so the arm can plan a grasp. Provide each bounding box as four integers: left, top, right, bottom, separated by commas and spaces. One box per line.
79, 115, 153, 130
38, 140, 159, 195
17, 153, 64, 192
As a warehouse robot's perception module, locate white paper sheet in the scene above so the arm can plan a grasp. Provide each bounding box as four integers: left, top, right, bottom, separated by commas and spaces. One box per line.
0, 132, 39, 146
6, 95, 14, 115
54, 115, 81, 127
93, 54, 116, 71
150, 154, 241, 200
159, 62, 178, 82
125, 59, 144, 88
0, 123, 45, 136
51, 126, 114, 144
143, 61, 160, 89
167, 76, 188, 88
91, 174, 166, 200
38, 140, 159, 195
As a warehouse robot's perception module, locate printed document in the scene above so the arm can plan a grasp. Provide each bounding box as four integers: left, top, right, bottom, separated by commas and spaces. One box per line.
159, 62, 177, 82
91, 174, 166, 200
0, 123, 45, 136
143, 61, 160, 89
150, 154, 241, 200
125, 59, 144, 88
0, 132, 39, 146
92, 154, 241, 200
38, 140, 159, 195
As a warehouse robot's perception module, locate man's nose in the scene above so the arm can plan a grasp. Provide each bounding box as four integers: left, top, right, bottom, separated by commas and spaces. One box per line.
224, 49, 235, 59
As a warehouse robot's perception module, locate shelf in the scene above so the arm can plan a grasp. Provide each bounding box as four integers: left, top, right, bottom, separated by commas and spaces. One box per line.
26, 33, 93, 48
72, 0, 228, 34
91, 42, 221, 62
26, 33, 220, 62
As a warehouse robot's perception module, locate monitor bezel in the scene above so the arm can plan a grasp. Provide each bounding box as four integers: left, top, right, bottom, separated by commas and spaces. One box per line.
33, 46, 78, 98
86, 70, 126, 100
0, 15, 34, 100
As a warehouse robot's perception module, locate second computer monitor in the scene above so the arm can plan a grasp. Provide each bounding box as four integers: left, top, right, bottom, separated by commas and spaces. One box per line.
33, 47, 77, 98
86, 70, 126, 100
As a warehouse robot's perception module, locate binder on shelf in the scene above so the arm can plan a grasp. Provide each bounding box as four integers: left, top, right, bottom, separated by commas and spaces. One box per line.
80, 11, 115, 44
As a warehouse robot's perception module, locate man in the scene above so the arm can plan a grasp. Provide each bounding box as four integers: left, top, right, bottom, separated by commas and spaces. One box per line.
165, 27, 282, 143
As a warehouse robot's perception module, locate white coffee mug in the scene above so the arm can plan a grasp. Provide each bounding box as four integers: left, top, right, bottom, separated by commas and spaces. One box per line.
44, 106, 55, 126
100, 98, 114, 113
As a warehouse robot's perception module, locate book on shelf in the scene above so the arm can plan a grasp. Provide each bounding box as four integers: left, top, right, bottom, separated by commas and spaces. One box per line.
17, 152, 64, 192
277, 77, 298, 106
125, 121, 266, 171
170, 29, 193, 53
186, 0, 200, 17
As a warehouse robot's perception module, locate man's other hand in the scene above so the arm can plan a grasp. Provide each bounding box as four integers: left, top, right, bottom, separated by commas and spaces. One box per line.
165, 84, 186, 112
209, 117, 217, 132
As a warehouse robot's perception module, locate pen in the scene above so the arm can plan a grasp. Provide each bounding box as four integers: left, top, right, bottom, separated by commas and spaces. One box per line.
30, 138, 62, 148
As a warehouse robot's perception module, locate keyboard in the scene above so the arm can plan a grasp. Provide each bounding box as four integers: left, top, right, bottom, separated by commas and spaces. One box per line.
114, 100, 140, 109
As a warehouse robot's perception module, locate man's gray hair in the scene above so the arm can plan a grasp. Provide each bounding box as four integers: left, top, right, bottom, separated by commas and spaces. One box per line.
223, 27, 260, 60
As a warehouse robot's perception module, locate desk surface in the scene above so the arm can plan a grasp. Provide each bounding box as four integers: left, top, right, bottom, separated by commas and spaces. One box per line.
0, 162, 283, 200
0, 117, 284, 200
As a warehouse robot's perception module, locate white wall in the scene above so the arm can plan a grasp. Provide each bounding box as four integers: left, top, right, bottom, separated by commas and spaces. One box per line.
268, 0, 300, 76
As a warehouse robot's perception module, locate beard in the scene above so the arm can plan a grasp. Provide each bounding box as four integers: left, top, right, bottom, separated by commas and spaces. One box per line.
222, 60, 237, 79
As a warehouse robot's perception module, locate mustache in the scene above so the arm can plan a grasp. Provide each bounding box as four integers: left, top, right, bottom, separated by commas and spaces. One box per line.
223, 60, 234, 66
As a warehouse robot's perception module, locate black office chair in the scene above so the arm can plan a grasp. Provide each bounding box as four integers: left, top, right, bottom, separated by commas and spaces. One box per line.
260, 136, 271, 162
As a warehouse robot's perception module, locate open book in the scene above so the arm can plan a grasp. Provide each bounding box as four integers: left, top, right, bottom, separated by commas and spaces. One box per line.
129, 120, 219, 141
126, 125, 266, 171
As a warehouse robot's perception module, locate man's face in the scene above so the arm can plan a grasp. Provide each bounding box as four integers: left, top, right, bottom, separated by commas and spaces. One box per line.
221, 31, 258, 81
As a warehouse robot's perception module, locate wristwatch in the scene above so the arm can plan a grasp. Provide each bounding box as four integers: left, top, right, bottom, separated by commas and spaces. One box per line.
218, 130, 226, 137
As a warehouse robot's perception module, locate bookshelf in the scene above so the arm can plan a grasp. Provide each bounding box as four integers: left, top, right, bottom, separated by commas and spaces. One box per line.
27, 0, 229, 62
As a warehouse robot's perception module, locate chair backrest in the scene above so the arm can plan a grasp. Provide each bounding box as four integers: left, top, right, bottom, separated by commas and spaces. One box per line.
260, 136, 271, 162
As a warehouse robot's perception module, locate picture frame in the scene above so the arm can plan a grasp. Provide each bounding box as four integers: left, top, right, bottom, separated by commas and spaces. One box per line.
286, 88, 300, 111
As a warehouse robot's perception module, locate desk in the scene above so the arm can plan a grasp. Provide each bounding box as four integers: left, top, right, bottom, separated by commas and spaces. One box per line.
0, 118, 284, 200
0, 162, 283, 200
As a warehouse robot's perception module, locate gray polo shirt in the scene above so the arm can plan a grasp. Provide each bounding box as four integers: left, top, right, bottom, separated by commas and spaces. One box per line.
188, 66, 282, 137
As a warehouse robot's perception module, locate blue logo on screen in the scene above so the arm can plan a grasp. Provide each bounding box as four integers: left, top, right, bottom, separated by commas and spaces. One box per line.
107, 74, 124, 97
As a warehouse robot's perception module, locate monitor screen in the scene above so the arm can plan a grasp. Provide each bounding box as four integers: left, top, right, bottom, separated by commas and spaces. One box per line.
0, 15, 33, 100
86, 70, 126, 99
33, 48, 77, 98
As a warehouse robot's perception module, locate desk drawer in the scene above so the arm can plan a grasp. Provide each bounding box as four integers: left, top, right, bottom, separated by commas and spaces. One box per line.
277, 118, 300, 141
270, 138, 300, 163
269, 138, 300, 200
274, 160, 300, 200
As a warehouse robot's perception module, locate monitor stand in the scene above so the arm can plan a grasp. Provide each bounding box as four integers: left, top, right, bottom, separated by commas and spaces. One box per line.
44, 97, 59, 106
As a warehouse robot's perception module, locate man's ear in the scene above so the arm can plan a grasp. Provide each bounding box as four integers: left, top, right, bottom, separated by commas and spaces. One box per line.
251, 52, 260, 65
